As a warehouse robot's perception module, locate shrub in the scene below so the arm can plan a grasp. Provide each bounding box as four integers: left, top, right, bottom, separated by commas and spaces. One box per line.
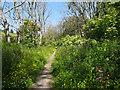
83, 6, 119, 41
52, 39, 120, 88
55, 35, 87, 46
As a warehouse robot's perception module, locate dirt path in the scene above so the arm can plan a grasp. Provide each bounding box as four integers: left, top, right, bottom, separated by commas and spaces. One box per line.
30, 49, 56, 89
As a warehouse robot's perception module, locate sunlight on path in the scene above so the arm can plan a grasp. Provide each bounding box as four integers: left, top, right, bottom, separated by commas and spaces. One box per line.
30, 49, 56, 89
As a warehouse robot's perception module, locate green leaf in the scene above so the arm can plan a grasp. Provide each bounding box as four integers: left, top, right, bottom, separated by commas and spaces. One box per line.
106, 58, 109, 61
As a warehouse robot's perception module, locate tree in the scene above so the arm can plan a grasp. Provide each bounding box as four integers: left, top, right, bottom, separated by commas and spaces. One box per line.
20, 19, 39, 47
36, 2, 51, 45
62, 16, 84, 37
23, 2, 51, 45
67, 2, 97, 37
0, 1, 10, 43
10, 29, 13, 33
83, 2, 119, 41
0, 1, 26, 43
112, 1, 120, 39
14, 1, 22, 43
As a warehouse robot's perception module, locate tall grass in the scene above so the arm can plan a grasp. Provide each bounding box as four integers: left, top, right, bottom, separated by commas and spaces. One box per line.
2, 42, 55, 88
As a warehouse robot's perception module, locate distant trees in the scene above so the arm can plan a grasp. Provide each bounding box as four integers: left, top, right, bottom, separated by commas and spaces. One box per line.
1, 1, 51, 45
23, 2, 51, 45
1, 1, 119, 44
36, 2, 51, 45
0, 1, 25, 43
61, 1, 120, 39
42, 22, 61, 45
62, 16, 83, 36
10, 29, 14, 33
65, 2, 97, 37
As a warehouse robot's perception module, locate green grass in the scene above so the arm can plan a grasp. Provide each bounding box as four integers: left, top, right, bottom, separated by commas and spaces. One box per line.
9, 33, 17, 37
1, 31, 17, 37
1, 32, 5, 37
2, 42, 55, 88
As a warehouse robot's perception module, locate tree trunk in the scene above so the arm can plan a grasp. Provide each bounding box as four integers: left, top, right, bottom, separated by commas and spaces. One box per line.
5, 24, 10, 42
34, 2, 38, 39
77, 16, 83, 37
35, 31, 38, 39
17, 31, 20, 43
0, 2, 10, 43
14, 1, 21, 43
39, 30, 42, 45
43, 22, 45, 33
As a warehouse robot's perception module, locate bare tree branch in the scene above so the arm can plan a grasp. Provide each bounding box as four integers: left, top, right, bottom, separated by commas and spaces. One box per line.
4, 0, 26, 14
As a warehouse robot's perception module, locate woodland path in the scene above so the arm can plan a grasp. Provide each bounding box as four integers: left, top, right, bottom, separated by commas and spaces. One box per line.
30, 49, 57, 89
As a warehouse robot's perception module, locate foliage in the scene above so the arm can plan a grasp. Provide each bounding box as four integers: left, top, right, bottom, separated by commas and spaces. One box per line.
10, 29, 14, 33
2, 31, 17, 43
52, 39, 120, 88
21, 19, 40, 47
1, 32, 5, 37
112, 1, 120, 39
42, 35, 87, 46
42, 23, 63, 46
1, 31, 17, 37
2, 42, 54, 88
54, 35, 87, 46
62, 16, 83, 36
50, 2, 120, 88
1, 1, 120, 89
84, 2, 119, 41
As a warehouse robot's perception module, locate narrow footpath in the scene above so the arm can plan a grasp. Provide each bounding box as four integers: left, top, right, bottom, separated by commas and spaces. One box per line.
30, 49, 56, 89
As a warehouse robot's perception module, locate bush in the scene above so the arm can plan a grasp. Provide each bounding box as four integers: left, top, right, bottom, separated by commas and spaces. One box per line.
55, 35, 87, 46
83, 5, 119, 41
52, 39, 120, 88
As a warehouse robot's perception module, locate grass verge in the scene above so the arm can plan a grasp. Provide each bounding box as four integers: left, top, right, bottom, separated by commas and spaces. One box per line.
2, 42, 55, 88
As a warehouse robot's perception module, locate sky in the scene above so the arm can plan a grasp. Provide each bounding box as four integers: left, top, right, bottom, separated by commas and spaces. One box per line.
0, 2, 68, 31
47, 2, 68, 26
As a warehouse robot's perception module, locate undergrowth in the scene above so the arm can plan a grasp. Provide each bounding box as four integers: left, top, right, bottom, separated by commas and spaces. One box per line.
52, 39, 120, 88
2, 42, 54, 88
